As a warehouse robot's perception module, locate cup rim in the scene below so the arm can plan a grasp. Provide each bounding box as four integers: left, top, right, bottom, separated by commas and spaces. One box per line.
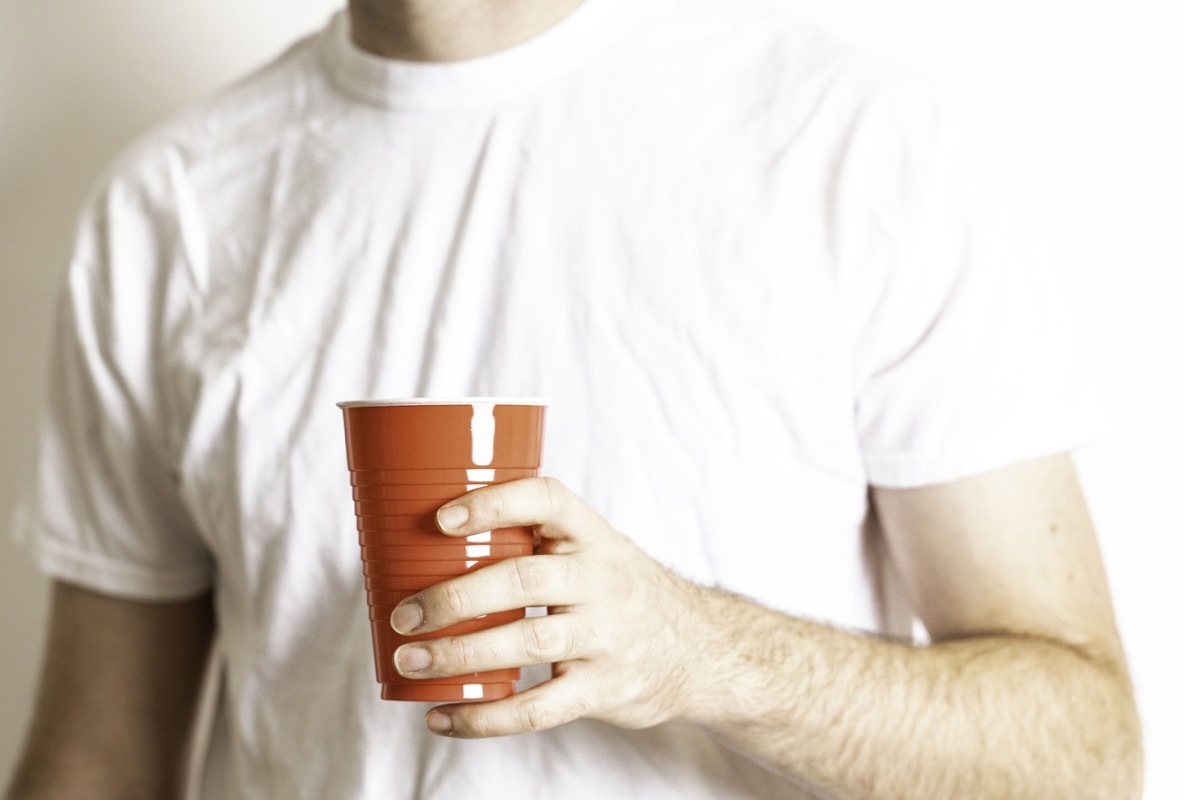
337, 397, 551, 408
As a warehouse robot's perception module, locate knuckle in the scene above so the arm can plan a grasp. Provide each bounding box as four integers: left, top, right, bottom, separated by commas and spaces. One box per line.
517, 697, 557, 732
459, 703, 507, 739
535, 477, 564, 516
442, 635, 472, 671
439, 580, 472, 619
473, 487, 507, 523
510, 555, 551, 597
522, 619, 568, 661
447, 707, 485, 738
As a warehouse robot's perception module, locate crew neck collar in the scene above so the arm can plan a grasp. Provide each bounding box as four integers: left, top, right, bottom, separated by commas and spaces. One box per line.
318, 1, 639, 111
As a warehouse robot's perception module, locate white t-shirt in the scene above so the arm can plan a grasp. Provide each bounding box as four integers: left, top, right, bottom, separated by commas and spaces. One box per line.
18, 0, 1099, 797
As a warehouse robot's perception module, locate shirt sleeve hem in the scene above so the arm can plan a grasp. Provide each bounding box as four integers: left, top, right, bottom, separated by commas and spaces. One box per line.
32, 536, 214, 602
862, 425, 1108, 490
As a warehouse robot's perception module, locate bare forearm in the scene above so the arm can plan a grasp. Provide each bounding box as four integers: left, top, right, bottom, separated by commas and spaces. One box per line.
8, 749, 182, 800
7, 693, 198, 800
6, 583, 214, 800
680, 587, 1143, 800
380, 466, 1141, 798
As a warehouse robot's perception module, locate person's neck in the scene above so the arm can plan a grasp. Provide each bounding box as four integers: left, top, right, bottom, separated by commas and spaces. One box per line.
346, 0, 587, 62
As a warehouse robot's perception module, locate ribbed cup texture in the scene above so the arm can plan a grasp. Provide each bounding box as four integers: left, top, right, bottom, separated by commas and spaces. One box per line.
339, 400, 546, 701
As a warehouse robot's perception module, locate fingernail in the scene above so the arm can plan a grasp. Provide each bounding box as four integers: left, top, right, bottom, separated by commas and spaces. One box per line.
391, 602, 423, 634
394, 645, 431, 675
426, 711, 452, 734
437, 504, 469, 531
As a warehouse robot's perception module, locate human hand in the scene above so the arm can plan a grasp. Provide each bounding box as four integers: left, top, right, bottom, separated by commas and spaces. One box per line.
388, 477, 710, 738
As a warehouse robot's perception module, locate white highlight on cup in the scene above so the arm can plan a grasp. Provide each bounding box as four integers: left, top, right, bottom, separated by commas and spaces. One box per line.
470, 403, 496, 466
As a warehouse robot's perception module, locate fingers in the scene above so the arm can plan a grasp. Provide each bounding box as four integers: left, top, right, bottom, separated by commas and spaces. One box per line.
424, 673, 597, 739
435, 477, 602, 547
388, 478, 673, 739
391, 555, 590, 635
394, 613, 595, 679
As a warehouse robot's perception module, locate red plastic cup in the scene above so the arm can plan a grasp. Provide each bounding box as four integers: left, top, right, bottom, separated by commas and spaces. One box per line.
367, 585, 446, 603
360, 543, 529, 561
357, 526, 532, 549
362, 557, 505, 577
365, 574, 458, 591
381, 682, 517, 702
339, 398, 547, 702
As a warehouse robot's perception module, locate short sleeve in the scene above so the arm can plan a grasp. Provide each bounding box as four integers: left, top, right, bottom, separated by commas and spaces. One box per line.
851, 89, 1103, 488
13, 171, 213, 600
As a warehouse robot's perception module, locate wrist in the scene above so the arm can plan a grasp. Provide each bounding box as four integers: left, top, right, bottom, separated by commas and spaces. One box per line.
668, 581, 802, 731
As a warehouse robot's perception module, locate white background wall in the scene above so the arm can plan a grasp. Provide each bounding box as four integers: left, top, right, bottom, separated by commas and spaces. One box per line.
1, 0, 1192, 797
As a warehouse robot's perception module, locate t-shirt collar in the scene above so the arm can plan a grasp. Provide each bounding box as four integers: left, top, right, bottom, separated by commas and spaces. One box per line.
318, 1, 638, 111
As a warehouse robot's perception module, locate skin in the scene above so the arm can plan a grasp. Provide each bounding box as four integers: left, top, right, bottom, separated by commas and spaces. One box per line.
6, 455, 1140, 799
6, 5, 1142, 797
6, 584, 214, 800
392, 454, 1142, 799
346, 0, 585, 61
